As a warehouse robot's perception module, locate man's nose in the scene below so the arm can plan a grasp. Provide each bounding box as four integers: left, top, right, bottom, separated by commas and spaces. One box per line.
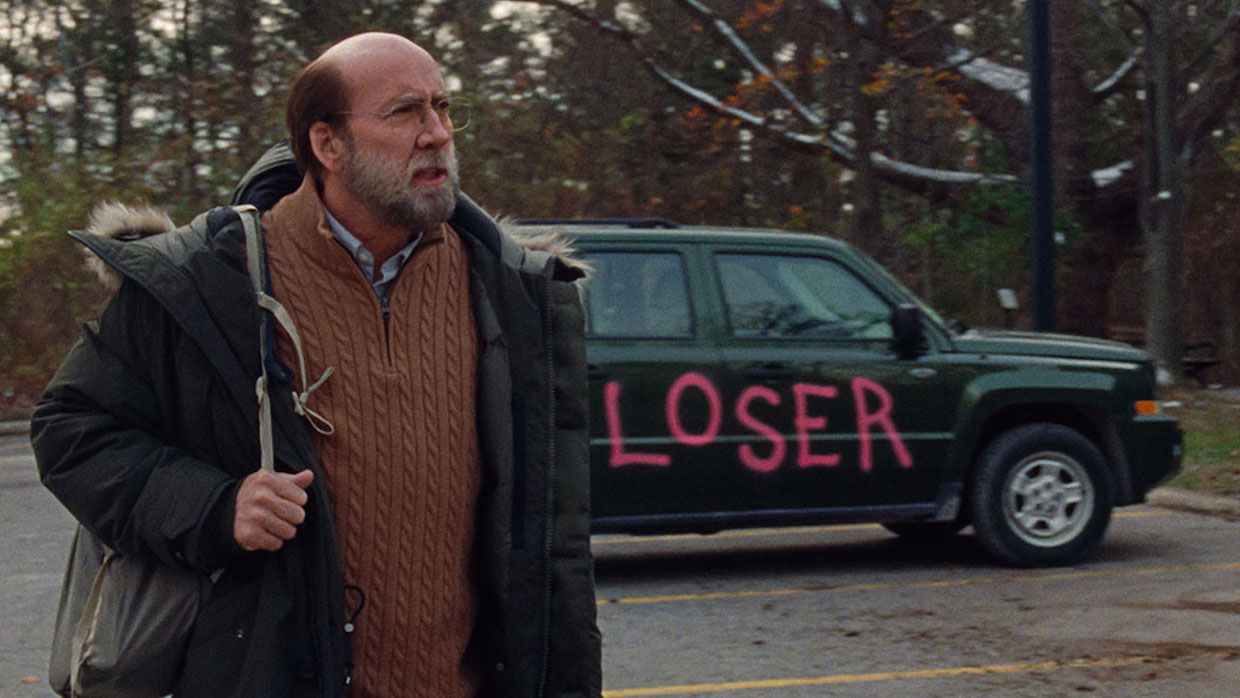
415, 114, 452, 150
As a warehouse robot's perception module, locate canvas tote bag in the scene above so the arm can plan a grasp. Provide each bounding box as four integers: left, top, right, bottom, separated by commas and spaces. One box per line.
48, 526, 212, 697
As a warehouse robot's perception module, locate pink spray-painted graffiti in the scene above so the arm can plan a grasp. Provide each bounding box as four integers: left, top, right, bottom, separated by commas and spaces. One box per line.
793, 383, 841, 468
666, 372, 723, 447
604, 372, 914, 472
605, 381, 672, 467
735, 385, 784, 473
852, 376, 913, 472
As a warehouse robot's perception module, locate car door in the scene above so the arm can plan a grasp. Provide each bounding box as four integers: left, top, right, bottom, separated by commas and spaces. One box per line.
710, 247, 957, 513
578, 245, 741, 525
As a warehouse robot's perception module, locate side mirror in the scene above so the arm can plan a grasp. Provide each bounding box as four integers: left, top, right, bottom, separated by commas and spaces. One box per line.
890, 304, 927, 359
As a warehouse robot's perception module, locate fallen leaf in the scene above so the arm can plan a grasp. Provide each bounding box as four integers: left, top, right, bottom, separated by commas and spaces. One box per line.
21, 676, 39, 684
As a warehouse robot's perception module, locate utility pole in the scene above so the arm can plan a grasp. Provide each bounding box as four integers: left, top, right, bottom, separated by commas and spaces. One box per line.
1028, 0, 1055, 331
1141, 3, 1184, 375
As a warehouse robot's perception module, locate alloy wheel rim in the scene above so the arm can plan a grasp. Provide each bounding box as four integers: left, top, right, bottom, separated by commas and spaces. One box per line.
1002, 451, 1095, 548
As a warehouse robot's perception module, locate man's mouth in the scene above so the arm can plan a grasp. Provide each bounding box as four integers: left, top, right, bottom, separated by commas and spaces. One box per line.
410, 167, 448, 187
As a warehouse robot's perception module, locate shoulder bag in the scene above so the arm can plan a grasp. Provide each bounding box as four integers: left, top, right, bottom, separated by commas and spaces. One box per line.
48, 205, 276, 697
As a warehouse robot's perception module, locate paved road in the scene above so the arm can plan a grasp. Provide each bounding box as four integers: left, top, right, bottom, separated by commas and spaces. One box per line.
4, 434, 1238, 697
2, 435, 75, 697
594, 511, 1240, 696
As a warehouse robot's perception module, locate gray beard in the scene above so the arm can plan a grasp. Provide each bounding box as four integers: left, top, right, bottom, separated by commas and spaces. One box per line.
340, 144, 459, 232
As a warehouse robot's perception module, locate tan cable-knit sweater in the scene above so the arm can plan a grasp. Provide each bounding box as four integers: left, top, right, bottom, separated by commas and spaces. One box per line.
263, 178, 481, 697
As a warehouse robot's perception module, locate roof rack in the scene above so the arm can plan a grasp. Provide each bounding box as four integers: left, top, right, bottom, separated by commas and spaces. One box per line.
512, 218, 679, 229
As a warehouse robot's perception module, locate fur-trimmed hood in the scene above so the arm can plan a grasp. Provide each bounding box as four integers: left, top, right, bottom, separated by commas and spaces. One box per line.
82, 202, 176, 291
492, 214, 592, 282
79, 201, 589, 292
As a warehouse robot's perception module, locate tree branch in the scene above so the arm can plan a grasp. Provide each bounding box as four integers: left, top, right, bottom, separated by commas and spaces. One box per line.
672, 0, 824, 128
1090, 49, 1142, 102
1177, 18, 1240, 153
515, 0, 1017, 195
815, 0, 869, 27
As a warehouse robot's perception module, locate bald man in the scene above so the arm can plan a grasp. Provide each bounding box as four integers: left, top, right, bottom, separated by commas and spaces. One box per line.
35, 32, 601, 697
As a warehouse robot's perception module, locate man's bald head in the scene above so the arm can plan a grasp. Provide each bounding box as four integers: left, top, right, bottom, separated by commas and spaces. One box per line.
285, 33, 443, 182
315, 32, 435, 73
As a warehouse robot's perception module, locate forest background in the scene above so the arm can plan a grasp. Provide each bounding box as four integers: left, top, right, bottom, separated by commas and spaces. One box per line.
4, 0, 1240, 419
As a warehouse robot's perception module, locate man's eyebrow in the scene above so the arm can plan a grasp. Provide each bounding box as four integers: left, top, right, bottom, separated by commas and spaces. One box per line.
377, 92, 452, 109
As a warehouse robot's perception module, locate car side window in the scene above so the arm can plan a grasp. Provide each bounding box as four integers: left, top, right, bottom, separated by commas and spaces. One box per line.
716, 253, 893, 340
581, 252, 693, 338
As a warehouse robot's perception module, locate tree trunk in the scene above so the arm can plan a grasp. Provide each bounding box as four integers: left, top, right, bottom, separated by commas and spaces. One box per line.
789, 4, 822, 229
1222, 275, 1239, 373
176, 0, 199, 199
1057, 227, 1126, 336
1142, 2, 1185, 376
230, 0, 258, 160
111, 0, 138, 163
845, 22, 882, 251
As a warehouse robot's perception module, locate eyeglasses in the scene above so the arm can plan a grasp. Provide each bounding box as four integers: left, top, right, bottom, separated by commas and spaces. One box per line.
335, 96, 471, 132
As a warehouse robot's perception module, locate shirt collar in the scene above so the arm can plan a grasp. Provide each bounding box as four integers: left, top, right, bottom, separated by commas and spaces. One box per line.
323, 208, 423, 292
323, 208, 368, 261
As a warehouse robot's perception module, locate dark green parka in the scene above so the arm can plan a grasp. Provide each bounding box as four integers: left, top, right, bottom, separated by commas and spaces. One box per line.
32, 153, 601, 696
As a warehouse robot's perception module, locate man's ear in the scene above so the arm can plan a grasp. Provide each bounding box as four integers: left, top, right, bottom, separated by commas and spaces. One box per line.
309, 122, 346, 174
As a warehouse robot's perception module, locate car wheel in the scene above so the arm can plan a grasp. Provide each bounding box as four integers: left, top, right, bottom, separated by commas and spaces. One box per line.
881, 521, 966, 539
970, 423, 1114, 567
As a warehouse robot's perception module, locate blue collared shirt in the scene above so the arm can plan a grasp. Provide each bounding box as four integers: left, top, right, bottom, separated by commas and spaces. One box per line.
324, 209, 423, 304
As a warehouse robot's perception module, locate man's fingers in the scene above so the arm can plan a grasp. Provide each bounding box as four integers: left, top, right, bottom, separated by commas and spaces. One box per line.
251, 532, 284, 552
262, 495, 306, 527
267, 470, 312, 506
234, 469, 314, 550
235, 522, 286, 552
240, 491, 304, 529
289, 469, 314, 489
258, 510, 298, 541
235, 508, 298, 551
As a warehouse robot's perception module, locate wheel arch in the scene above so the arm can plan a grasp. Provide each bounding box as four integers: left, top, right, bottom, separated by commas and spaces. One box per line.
946, 372, 1135, 508
968, 405, 1132, 501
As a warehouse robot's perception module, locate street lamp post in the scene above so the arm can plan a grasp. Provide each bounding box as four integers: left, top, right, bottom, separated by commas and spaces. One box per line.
1029, 0, 1055, 332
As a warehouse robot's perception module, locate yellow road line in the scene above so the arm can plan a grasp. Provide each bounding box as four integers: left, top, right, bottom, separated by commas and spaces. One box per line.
592, 509, 1168, 547
603, 656, 1149, 696
598, 562, 1240, 606
593, 524, 881, 545
1114, 509, 1172, 518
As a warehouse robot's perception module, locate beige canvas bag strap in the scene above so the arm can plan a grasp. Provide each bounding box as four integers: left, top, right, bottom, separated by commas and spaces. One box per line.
237, 205, 278, 472
67, 550, 117, 697
237, 205, 334, 471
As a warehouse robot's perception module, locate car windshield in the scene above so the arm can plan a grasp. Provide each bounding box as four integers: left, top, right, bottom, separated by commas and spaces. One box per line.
843, 243, 954, 334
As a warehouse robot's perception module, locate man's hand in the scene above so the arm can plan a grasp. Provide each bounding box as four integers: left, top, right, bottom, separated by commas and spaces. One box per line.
233, 469, 314, 551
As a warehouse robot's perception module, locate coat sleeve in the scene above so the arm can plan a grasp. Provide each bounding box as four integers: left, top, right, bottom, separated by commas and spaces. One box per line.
32, 279, 244, 572
545, 279, 603, 697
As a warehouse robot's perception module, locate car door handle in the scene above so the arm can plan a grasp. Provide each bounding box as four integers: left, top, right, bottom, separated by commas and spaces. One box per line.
908, 367, 937, 379
742, 364, 794, 381
587, 364, 609, 380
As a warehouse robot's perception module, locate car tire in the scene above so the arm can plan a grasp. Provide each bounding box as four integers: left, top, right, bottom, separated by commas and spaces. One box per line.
882, 521, 966, 539
970, 423, 1114, 567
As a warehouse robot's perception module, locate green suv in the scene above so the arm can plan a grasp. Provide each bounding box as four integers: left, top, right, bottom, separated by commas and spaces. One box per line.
519, 219, 1182, 567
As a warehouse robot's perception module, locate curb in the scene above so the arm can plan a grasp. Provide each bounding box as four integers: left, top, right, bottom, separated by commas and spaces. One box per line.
1147, 487, 1240, 521
0, 421, 29, 437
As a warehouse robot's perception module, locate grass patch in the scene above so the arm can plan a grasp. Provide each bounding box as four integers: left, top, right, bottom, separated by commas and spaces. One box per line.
1161, 387, 1240, 497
